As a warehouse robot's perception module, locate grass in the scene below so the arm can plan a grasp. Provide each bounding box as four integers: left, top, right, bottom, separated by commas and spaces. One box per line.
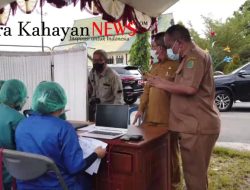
177, 147, 250, 190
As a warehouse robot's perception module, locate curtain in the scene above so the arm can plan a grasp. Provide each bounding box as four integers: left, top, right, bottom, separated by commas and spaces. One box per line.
53, 47, 88, 121
0, 51, 52, 110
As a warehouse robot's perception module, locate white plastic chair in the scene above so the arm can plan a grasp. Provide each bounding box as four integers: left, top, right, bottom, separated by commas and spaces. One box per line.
1, 149, 68, 190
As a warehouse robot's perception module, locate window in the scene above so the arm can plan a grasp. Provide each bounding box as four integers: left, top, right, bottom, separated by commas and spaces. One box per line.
116, 55, 124, 64
108, 56, 114, 64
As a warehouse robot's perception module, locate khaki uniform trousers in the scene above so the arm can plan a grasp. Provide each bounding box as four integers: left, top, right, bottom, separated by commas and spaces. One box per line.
144, 122, 181, 190
178, 133, 219, 190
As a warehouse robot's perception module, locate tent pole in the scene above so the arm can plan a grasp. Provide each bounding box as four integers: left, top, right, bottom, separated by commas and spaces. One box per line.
40, 4, 44, 52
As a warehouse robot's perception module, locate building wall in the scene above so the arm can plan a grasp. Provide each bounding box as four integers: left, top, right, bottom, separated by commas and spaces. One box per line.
107, 51, 131, 65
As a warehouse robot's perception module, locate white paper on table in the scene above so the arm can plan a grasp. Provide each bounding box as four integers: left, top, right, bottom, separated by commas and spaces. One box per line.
126, 125, 142, 135
78, 137, 107, 175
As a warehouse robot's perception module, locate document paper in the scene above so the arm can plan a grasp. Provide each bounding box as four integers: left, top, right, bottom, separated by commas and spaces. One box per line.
78, 137, 107, 175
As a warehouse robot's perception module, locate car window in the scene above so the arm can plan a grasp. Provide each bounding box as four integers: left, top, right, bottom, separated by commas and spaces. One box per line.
126, 70, 140, 75
111, 67, 126, 74
111, 67, 141, 75
231, 63, 250, 74
245, 65, 250, 71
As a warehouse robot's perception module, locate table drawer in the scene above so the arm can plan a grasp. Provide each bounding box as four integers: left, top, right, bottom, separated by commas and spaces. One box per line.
109, 152, 133, 174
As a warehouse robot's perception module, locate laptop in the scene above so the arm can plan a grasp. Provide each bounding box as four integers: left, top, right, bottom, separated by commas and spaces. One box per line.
80, 104, 129, 139
69, 121, 90, 130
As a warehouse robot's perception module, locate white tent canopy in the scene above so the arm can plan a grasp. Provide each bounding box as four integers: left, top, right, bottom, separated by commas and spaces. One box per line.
0, 0, 178, 30
119, 0, 177, 17
1, 0, 177, 16
0, 0, 14, 8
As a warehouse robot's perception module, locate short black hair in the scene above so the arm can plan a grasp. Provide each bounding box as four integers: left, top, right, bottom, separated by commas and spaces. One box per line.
165, 24, 191, 42
93, 49, 108, 61
152, 32, 166, 48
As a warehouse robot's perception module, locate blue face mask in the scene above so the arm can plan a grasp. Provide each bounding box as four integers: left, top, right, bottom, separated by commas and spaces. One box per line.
166, 48, 179, 61
150, 50, 158, 64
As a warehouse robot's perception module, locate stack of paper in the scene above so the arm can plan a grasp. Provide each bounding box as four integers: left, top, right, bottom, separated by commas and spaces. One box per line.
78, 137, 107, 175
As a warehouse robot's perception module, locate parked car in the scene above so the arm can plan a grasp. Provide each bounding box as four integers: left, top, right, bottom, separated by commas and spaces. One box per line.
214, 71, 224, 76
214, 62, 250, 111
108, 64, 144, 105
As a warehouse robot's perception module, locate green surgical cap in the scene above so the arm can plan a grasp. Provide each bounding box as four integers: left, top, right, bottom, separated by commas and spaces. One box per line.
0, 80, 5, 89
0, 80, 5, 90
32, 81, 67, 114
0, 79, 27, 109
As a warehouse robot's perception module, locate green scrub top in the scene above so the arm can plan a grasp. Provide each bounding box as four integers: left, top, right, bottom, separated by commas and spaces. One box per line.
0, 103, 24, 188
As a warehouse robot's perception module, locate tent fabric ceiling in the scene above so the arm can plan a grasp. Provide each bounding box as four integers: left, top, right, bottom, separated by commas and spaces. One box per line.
0, 0, 15, 9
0, 0, 178, 31
0, 0, 178, 16
118, 0, 178, 17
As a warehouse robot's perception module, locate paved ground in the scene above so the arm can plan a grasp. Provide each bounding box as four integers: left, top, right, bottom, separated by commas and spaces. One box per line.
217, 102, 250, 151
130, 101, 250, 151
219, 102, 250, 142
216, 142, 250, 151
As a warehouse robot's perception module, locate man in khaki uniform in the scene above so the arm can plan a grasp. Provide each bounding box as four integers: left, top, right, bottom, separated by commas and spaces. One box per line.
88, 49, 123, 121
133, 32, 181, 189
149, 25, 220, 190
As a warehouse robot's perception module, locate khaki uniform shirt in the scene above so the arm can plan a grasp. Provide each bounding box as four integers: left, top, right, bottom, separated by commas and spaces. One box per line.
169, 44, 220, 134
139, 59, 178, 125
88, 66, 123, 104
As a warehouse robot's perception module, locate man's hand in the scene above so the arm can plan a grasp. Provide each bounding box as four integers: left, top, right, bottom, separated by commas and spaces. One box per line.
133, 111, 143, 125
148, 76, 169, 89
148, 76, 197, 95
95, 146, 106, 158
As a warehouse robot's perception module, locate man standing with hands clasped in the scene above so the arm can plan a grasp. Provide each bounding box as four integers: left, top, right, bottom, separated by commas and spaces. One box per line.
148, 24, 220, 190
88, 49, 123, 121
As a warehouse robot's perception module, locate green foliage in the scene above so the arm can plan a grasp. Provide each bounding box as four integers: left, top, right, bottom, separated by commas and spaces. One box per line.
187, 0, 250, 72
223, 63, 239, 74
129, 32, 150, 73
208, 147, 250, 190
177, 147, 250, 190
223, 54, 243, 74
230, 0, 250, 63
189, 27, 209, 49
213, 147, 250, 158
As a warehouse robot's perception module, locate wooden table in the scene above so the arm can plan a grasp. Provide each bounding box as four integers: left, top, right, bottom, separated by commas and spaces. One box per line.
92, 126, 170, 190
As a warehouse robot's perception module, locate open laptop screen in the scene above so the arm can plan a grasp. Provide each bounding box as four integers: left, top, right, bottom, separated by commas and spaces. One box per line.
95, 104, 129, 129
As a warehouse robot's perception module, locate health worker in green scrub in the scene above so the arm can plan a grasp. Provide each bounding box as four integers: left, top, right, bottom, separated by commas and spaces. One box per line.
0, 79, 27, 190
0, 80, 5, 90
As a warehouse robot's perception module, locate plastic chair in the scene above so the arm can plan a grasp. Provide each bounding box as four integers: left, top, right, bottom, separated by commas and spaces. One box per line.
1, 149, 68, 190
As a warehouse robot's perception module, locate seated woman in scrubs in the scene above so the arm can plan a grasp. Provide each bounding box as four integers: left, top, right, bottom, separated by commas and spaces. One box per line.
0, 80, 5, 90
0, 79, 27, 190
15, 81, 106, 190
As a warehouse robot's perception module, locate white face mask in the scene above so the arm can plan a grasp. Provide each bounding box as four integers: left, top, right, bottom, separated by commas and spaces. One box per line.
150, 50, 158, 64
166, 48, 179, 61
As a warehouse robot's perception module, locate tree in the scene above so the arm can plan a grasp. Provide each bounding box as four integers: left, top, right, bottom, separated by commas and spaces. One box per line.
129, 32, 150, 73
187, 0, 250, 73
229, 0, 250, 63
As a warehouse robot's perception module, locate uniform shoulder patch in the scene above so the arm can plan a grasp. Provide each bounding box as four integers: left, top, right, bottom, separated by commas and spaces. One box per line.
186, 59, 195, 69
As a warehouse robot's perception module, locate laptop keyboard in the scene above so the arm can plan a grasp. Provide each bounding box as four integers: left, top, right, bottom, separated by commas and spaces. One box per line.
90, 130, 122, 136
